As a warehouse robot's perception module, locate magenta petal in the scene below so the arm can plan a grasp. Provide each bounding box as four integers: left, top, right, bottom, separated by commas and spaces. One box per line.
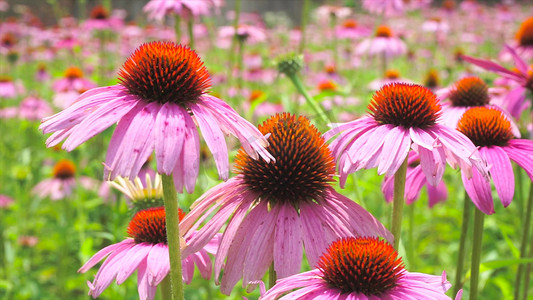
378, 126, 411, 176
116, 242, 152, 285
146, 243, 170, 286
89, 241, 135, 297
482, 147, 514, 207
191, 250, 212, 280
505, 140, 533, 181
154, 103, 185, 175
79, 239, 134, 273
418, 145, 446, 187
461, 169, 494, 215
427, 180, 448, 208
182, 256, 195, 284
410, 127, 437, 150
505, 44, 529, 76
274, 204, 303, 279
300, 203, 338, 267
182, 112, 200, 193
404, 166, 427, 205
137, 260, 157, 300
461, 54, 524, 83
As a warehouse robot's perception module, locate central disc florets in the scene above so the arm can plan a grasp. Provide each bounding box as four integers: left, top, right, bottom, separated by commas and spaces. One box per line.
90, 5, 110, 20
127, 207, 186, 244
448, 77, 490, 107
375, 25, 393, 38
368, 83, 441, 128
64, 67, 84, 79
53, 159, 76, 179
318, 237, 405, 296
457, 107, 513, 147
516, 17, 533, 47
234, 113, 335, 207
118, 41, 211, 105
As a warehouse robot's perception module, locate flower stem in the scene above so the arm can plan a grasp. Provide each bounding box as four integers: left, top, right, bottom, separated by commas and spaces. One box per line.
160, 275, 172, 300
454, 191, 472, 295
187, 19, 195, 49
523, 224, 533, 300
299, 0, 310, 54
174, 15, 182, 43
470, 207, 485, 300
226, 0, 241, 84
161, 173, 184, 300
268, 262, 277, 289
391, 156, 408, 249
516, 182, 533, 300
287, 74, 330, 126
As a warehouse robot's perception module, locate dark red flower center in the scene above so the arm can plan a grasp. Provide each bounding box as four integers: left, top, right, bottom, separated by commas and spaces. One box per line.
234, 113, 335, 207
64, 67, 84, 79
368, 83, 441, 128
516, 17, 533, 47
90, 5, 110, 20
53, 159, 76, 179
448, 77, 489, 107
118, 41, 211, 106
457, 107, 513, 147
424, 69, 440, 88
127, 206, 185, 244
375, 25, 393, 38
0, 75, 12, 83
318, 237, 405, 296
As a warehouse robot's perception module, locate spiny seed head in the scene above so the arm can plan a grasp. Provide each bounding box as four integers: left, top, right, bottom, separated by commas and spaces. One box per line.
90, 5, 110, 20
53, 159, 76, 179
448, 77, 490, 107
516, 17, 533, 47
375, 25, 393, 38
368, 83, 441, 128
457, 107, 513, 147
234, 113, 335, 207
276, 53, 303, 77
64, 66, 84, 79
127, 206, 186, 244
318, 237, 405, 296
118, 41, 211, 106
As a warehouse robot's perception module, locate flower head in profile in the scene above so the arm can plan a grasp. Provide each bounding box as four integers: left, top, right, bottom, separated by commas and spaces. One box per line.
110, 173, 164, 213
355, 25, 407, 58
180, 113, 392, 295
261, 237, 454, 300
79, 206, 219, 300
325, 83, 488, 188
457, 107, 533, 214
40, 41, 272, 193
143, 0, 216, 22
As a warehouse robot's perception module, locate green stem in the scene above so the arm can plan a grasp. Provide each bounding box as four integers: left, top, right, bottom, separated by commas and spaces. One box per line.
470, 207, 485, 300
187, 19, 195, 49
391, 157, 408, 250
226, 0, 241, 84
268, 263, 277, 289
517, 183, 533, 300
236, 39, 245, 89
160, 275, 172, 300
330, 15, 338, 68
287, 74, 330, 125
174, 15, 182, 43
407, 203, 415, 269
523, 223, 533, 300
161, 174, 184, 300
454, 191, 472, 296
299, 0, 310, 54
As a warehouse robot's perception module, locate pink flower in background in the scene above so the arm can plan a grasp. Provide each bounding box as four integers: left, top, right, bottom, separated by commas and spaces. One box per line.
180, 114, 392, 295
0, 76, 24, 99
40, 42, 272, 192
325, 83, 488, 188
261, 237, 453, 300
335, 19, 371, 40
382, 152, 448, 208
356, 25, 407, 58
0, 195, 14, 208
79, 207, 219, 299
83, 5, 124, 31
218, 24, 267, 48
32, 159, 98, 201
52, 67, 97, 93
457, 107, 533, 215
367, 69, 413, 91
315, 5, 351, 23
18, 96, 53, 121
362, 0, 406, 16
143, 0, 215, 22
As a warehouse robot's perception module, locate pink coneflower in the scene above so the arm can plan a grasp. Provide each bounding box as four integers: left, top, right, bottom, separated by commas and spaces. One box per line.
79, 206, 219, 299
514, 17, 533, 57
32, 159, 97, 201
0, 195, 14, 208
356, 25, 407, 59
457, 107, 533, 215
83, 5, 123, 31
52, 67, 97, 94
180, 113, 392, 295
35, 63, 50, 82
218, 24, 267, 48
261, 237, 453, 300
335, 19, 371, 40
324, 83, 488, 188
362, 0, 405, 16
382, 152, 448, 208
18, 95, 53, 121
462, 45, 532, 120
143, 0, 215, 22
0, 75, 24, 99
40, 42, 272, 191
315, 5, 351, 23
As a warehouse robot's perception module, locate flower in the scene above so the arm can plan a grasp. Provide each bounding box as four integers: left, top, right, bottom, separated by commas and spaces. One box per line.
362, 0, 406, 16
83, 5, 124, 31
32, 159, 98, 201
261, 237, 454, 300
0, 75, 24, 99
356, 25, 407, 58
18, 96, 53, 121
110, 174, 165, 213
143, 0, 216, 22
180, 113, 392, 295
0, 194, 14, 208
324, 83, 488, 188
382, 152, 448, 208
40, 41, 272, 192
335, 19, 371, 40
51, 67, 97, 94
457, 107, 533, 214
79, 206, 219, 299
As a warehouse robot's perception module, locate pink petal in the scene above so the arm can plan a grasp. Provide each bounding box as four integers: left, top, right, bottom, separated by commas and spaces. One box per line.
146, 243, 170, 286
505, 44, 529, 76
461, 169, 494, 215
482, 147, 514, 207
505, 140, 533, 181
137, 260, 157, 300
78, 239, 134, 273
461, 55, 524, 83
274, 204, 303, 279
116, 242, 153, 284
418, 145, 446, 186
378, 126, 411, 176
154, 103, 186, 175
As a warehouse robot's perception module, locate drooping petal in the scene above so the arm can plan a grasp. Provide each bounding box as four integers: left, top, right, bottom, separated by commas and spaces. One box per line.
154, 103, 186, 175
378, 126, 411, 176
274, 204, 303, 279
116, 242, 153, 285
78, 239, 134, 273
461, 168, 494, 215
505, 139, 533, 181
461, 55, 525, 83
482, 147, 514, 207
146, 243, 170, 286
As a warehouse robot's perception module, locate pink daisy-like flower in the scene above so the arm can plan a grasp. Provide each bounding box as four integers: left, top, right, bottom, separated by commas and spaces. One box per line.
462, 45, 532, 120
0, 194, 14, 208
18, 95, 53, 121
180, 113, 392, 295
83, 5, 124, 31
51, 66, 97, 94
335, 19, 371, 40
261, 237, 453, 300
32, 159, 98, 201
457, 107, 533, 215
324, 83, 489, 188
40, 42, 272, 192
143, 0, 215, 22
356, 25, 407, 59
79, 206, 219, 299
362, 0, 406, 16
382, 152, 448, 208
0, 75, 24, 99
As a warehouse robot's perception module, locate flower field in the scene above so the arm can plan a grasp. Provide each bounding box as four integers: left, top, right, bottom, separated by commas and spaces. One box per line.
0, 0, 532, 299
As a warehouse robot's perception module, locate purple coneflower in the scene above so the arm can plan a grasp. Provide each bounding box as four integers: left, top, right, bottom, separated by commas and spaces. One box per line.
457, 107, 533, 214
79, 206, 219, 299
40, 41, 272, 191
356, 25, 407, 59
0, 195, 13, 208
180, 113, 392, 295
143, 0, 215, 22
261, 237, 454, 300
324, 83, 488, 188
51, 66, 97, 94
335, 19, 371, 40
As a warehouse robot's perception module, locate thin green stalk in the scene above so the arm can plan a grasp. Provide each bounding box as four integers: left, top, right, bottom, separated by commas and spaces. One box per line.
187, 19, 195, 49
391, 157, 408, 250
226, 0, 241, 83
407, 203, 415, 269
454, 191, 472, 295
287, 74, 330, 126
522, 224, 533, 300
330, 15, 338, 67
268, 263, 277, 289
516, 183, 533, 300
161, 174, 184, 300
160, 276, 172, 300
299, 0, 310, 54
236, 39, 245, 89
470, 207, 485, 300
174, 15, 182, 43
